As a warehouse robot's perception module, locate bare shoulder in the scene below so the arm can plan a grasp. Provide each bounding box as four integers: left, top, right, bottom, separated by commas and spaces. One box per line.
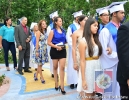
79, 38, 87, 47
73, 30, 80, 37
73, 30, 79, 35
50, 30, 54, 35
37, 31, 41, 36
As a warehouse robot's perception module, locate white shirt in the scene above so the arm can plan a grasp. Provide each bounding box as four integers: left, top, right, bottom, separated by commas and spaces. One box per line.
99, 28, 118, 69
66, 21, 80, 46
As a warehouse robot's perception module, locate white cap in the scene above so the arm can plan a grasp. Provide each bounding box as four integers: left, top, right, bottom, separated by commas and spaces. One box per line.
108, 1, 127, 14
72, 10, 83, 18
30, 22, 37, 30
18, 18, 22, 23
49, 14, 52, 19
49, 11, 58, 19
96, 7, 109, 15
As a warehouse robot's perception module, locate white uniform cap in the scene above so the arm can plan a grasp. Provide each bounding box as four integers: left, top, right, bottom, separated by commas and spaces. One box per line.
108, 1, 127, 14
49, 14, 52, 19
72, 10, 83, 18
96, 7, 109, 15
18, 18, 22, 23
30, 22, 37, 30
49, 11, 58, 19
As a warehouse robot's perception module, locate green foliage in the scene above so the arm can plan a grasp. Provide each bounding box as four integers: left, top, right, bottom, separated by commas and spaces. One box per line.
0, 49, 13, 63
0, 0, 129, 63
0, 0, 129, 28
0, 74, 5, 86
0, 49, 5, 63
0, 0, 89, 29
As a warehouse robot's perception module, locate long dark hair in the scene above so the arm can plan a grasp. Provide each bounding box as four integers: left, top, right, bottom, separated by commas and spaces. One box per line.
53, 17, 65, 32
53, 17, 62, 29
83, 17, 102, 57
78, 15, 86, 24
4, 17, 11, 26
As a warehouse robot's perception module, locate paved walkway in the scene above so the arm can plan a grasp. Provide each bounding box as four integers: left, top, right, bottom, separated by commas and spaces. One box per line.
0, 64, 80, 100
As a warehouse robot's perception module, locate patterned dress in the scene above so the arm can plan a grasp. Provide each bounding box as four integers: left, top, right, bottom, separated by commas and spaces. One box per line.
32, 33, 48, 65
76, 37, 82, 67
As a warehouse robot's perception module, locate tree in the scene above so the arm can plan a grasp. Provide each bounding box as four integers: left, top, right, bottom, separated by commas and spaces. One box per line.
0, 0, 129, 28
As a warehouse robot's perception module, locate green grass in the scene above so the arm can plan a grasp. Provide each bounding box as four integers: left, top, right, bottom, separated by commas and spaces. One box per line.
0, 49, 13, 63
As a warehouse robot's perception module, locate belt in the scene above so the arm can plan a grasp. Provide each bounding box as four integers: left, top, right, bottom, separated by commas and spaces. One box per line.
85, 56, 99, 60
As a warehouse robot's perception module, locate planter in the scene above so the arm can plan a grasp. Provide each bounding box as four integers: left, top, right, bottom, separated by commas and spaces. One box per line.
0, 76, 10, 97
0, 74, 5, 87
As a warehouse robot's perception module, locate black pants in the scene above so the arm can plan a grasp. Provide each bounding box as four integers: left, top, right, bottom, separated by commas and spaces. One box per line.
18, 43, 30, 72
119, 83, 129, 100
2, 39, 17, 68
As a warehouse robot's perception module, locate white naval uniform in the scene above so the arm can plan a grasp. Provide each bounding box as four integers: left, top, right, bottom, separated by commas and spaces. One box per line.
22, 40, 37, 68
99, 28, 120, 100
66, 21, 80, 85
46, 25, 53, 74
29, 40, 37, 68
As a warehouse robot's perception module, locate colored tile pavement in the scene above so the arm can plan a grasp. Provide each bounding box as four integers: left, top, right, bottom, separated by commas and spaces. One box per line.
0, 64, 80, 100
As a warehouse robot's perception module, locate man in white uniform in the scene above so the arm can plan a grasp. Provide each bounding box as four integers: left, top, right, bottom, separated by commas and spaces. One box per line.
96, 7, 110, 34
66, 10, 83, 89
99, 1, 127, 100
46, 11, 58, 78
29, 22, 38, 70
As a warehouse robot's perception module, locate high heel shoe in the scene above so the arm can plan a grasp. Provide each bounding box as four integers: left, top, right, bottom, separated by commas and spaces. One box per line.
34, 73, 38, 81
59, 86, 66, 95
40, 77, 45, 84
55, 87, 58, 91
41, 80, 45, 84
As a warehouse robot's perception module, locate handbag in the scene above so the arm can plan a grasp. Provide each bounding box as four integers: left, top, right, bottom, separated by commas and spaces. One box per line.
56, 45, 66, 49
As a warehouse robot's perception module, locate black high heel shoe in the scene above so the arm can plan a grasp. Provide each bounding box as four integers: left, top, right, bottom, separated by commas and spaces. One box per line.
59, 86, 66, 95
34, 73, 38, 81
55, 87, 58, 91
40, 77, 45, 84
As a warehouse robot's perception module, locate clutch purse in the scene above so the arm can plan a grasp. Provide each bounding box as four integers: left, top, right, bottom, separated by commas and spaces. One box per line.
57, 45, 66, 49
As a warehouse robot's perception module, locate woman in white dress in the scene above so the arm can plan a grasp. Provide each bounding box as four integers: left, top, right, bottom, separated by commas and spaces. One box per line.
77, 17, 102, 100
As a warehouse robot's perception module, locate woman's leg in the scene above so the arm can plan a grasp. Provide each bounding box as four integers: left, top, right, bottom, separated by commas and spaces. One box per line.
59, 58, 66, 91
52, 59, 59, 88
35, 64, 39, 79
2, 39, 9, 70
9, 42, 17, 69
38, 64, 44, 81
